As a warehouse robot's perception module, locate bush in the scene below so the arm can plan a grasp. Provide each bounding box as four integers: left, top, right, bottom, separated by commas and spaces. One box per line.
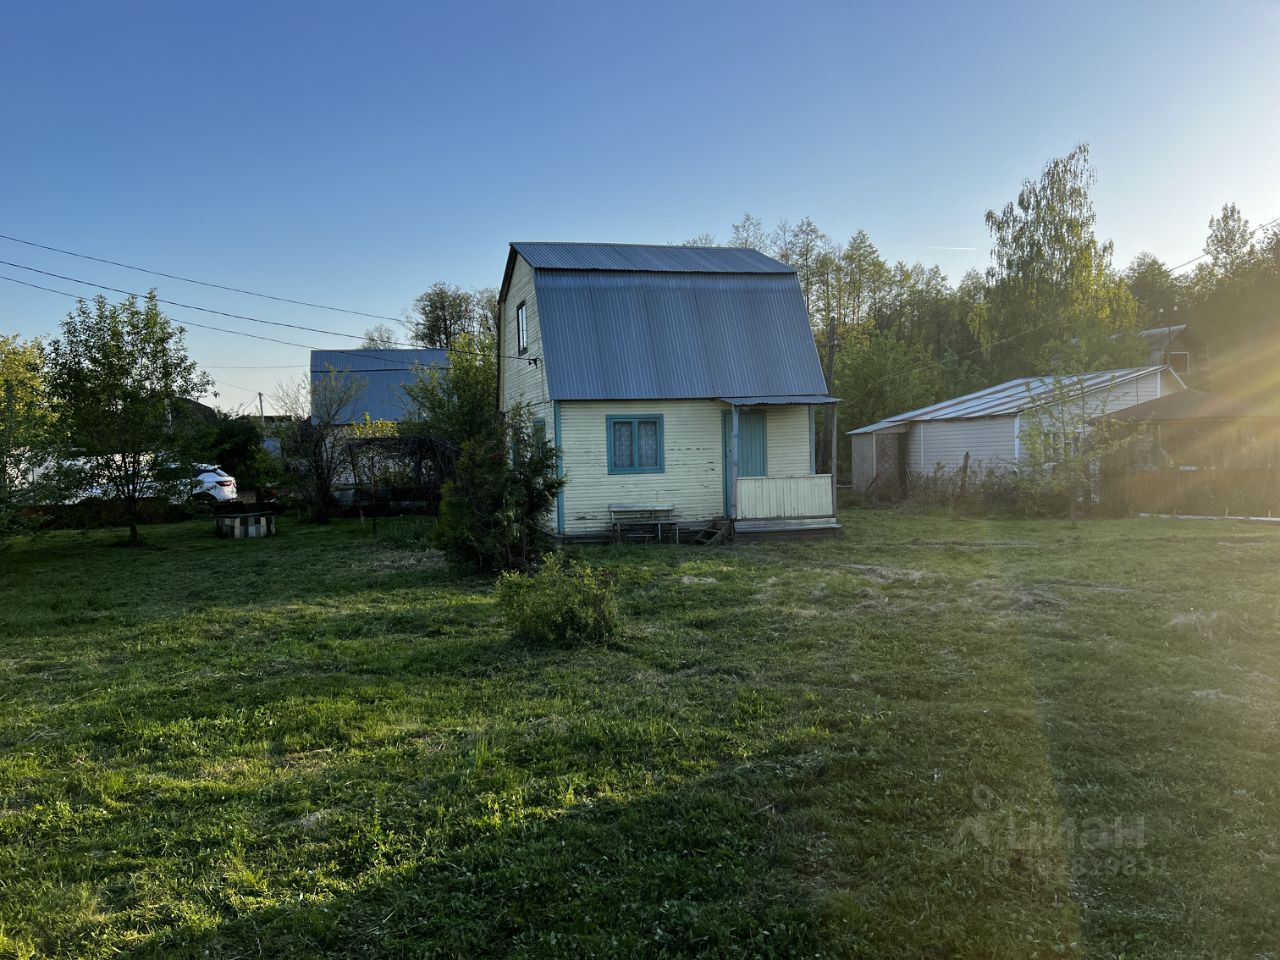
495, 553, 620, 647
433, 407, 564, 571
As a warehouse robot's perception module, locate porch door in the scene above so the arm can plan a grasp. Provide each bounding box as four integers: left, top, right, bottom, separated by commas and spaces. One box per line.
722, 410, 767, 514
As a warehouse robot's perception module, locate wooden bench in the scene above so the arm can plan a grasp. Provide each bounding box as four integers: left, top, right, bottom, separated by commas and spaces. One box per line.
608, 503, 676, 544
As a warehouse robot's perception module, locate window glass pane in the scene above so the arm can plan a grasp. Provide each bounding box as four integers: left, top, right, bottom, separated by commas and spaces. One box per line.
637, 420, 659, 468
612, 421, 634, 469
517, 304, 527, 350
533, 420, 546, 445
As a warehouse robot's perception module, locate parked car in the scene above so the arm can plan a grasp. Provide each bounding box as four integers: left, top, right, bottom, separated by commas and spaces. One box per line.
42, 458, 238, 505
192, 464, 238, 503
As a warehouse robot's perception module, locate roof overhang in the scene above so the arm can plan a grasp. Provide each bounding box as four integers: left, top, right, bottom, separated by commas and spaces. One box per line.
719, 394, 837, 406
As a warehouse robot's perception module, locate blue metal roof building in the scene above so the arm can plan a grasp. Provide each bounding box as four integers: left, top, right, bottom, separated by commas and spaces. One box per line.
309, 348, 447, 423
499, 242, 832, 404
497, 242, 840, 538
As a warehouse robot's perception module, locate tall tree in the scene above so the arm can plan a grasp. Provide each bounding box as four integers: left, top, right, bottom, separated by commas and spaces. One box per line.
1205, 202, 1256, 277
0, 335, 54, 537
361, 323, 399, 349
1124, 253, 1186, 328
972, 143, 1142, 378
471, 288, 500, 339
45, 293, 213, 543
730, 213, 769, 251
402, 330, 497, 454
406, 283, 479, 350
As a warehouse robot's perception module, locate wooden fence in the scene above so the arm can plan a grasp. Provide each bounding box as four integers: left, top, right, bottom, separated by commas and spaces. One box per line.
1102, 468, 1280, 517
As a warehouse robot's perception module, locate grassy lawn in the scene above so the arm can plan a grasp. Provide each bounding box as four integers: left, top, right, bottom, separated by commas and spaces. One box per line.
2, 510, 1278, 958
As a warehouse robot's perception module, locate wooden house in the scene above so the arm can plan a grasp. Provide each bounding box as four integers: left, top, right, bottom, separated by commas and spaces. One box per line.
496, 242, 839, 540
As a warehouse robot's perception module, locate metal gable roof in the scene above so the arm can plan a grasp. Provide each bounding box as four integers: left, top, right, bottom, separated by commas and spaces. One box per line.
530, 267, 831, 402
849, 367, 1171, 434
511, 241, 793, 274
310, 348, 448, 423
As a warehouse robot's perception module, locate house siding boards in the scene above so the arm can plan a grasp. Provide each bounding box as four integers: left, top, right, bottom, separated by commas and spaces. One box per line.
1016, 368, 1166, 443
906, 416, 1017, 474
497, 242, 837, 536
499, 255, 551, 419
557, 401, 813, 535
852, 367, 1180, 495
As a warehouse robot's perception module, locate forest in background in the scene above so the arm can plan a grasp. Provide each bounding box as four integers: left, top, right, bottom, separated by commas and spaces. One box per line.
391, 143, 1280, 476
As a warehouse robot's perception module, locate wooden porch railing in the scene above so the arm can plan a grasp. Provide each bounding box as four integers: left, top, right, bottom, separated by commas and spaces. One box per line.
736, 475, 834, 520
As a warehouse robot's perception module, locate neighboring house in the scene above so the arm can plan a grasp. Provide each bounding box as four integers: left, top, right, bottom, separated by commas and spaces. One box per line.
496, 242, 839, 539
849, 366, 1184, 497
1138, 323, 1206, 379
1095, 389, 1280, 515
309, 348, 448, 424
1099, 388, 1280, 470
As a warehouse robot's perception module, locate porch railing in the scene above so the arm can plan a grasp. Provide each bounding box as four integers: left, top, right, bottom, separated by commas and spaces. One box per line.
736, 474, 834, 520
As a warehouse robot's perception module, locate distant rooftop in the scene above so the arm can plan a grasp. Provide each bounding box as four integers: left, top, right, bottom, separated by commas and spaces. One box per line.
310, 348, 447, 423
850, 367, 1172, 434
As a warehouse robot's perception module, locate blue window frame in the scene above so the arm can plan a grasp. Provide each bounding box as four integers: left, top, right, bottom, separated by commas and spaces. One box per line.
606, 415, 664, 474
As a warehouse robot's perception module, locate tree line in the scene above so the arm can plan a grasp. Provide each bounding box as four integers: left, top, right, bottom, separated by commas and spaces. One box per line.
681, 144, 1279, 472
379, 143, 1278, 476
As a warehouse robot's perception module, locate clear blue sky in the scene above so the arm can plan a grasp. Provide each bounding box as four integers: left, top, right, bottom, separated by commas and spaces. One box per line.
3, 0, 1278, 412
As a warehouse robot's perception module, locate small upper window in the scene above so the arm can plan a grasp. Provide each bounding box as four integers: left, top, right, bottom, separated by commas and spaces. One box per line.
1167, 351, 1190, 375
517, 302, 528, 354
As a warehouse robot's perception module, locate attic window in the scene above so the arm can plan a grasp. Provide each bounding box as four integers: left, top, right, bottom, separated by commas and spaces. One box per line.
517, 302, 528, 354
1167, 351, 1190, 375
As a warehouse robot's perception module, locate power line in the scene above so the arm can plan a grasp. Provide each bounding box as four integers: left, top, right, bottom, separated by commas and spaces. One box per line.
0, 230, 401, 322
1166, 215, 1280, 273
0, 273, 536, 383
0, 258, 537, 367
0, 274, 317, 350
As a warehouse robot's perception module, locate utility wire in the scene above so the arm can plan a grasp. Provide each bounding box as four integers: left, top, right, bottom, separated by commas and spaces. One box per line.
1167, 215, 1280, 273
1, 274, 316, 350
0, 230, 401, 322
0, 258, 537, 367
0, 274, 535, 381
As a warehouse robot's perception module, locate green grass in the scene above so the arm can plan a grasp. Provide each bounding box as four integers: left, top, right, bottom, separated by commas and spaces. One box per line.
1, 511, 1278, 958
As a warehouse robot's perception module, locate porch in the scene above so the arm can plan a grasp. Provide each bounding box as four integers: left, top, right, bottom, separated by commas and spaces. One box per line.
721, 395, 841, 537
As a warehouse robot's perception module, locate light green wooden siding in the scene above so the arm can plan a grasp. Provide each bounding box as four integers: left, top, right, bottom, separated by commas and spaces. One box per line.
560, 400, 721, 534
557, 401, 816, 534
765, 405, 812, 477
499, 255, 551, 421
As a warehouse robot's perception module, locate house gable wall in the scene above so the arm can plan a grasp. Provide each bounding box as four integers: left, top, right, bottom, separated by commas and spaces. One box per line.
499, 255, 551, 419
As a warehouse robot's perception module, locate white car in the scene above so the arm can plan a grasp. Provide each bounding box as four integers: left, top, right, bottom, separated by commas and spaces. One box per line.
192, 464, 238, 503
44, 459, 238, 505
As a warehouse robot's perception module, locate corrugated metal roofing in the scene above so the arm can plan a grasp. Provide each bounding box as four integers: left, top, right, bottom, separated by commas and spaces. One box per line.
310, 348, 448, 423
511, 242, 792, 274
849, 367, 1170, 434
530, 268, 831, 401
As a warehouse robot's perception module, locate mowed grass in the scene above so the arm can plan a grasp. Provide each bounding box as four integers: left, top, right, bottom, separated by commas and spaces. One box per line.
1, 511, 1278, 958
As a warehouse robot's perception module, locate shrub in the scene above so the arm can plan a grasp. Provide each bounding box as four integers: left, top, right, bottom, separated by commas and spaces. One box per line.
494, 552, 620, 647
433, 406, 564, 571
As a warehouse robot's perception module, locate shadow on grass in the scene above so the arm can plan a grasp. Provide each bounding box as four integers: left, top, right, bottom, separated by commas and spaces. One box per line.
113, 746, 822, 959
